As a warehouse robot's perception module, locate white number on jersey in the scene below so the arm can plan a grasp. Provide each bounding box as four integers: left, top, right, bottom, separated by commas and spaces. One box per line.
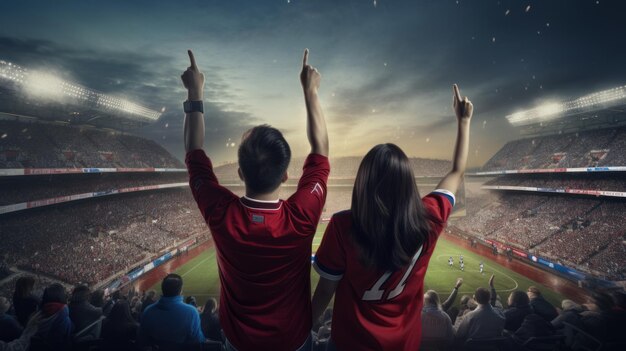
362, 245, 423, 301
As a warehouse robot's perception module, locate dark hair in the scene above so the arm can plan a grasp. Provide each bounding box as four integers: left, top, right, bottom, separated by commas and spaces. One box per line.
106, 300, 137, 331
185, 296, 197, 307
474, 287, 490, 305
202, 297, 217, 315
508, 290, 530, 308
238, 125, 291, 195
90, 289, 105, 307
14, 276, 35, 299
42, 283, 67, 305
70, 285, 90, 304
161, 274, 183, 297
351, 144, 436, 271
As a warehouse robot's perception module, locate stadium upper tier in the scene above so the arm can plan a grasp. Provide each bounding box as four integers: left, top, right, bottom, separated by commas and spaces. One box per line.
0, 119, 182, 168
451, 191, 626, 280
481, 126, 626, 172
0, 172, 187, 206
1, 188, 208, 286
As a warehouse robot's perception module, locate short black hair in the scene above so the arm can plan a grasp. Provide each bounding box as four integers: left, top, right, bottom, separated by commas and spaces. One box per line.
474, 287, 490, 305
42, 283, 68, 305
70, 285, 90, 304
161, 274, 183, 297
238, 125, 291, 194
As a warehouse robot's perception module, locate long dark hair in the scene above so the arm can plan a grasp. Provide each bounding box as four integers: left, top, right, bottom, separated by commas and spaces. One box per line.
13, 276, 35, 299
351, 144, 435, 271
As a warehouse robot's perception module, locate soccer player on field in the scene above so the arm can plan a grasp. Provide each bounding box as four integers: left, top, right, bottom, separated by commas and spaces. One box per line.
479, 261, 484, 274
182, 49, 329, 351
448, 256, 454, 268
311, 84, 473, 350
460, 261, 465, 272
459, 254, 464, 264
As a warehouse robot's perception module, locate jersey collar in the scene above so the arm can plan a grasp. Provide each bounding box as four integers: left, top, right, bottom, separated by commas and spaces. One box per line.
240, 196, 282, 210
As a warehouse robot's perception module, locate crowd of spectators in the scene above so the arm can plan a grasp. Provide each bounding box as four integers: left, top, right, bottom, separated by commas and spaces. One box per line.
1, 189, 207, 286
452, 192, 625, 280
482, 126, 626, 171
0, 274, 227, 350
418, 275, 626, 350
0, 172, 187, 206
537, 201, 626, 268
0, 120, 182, 169
4, 272, 622, 351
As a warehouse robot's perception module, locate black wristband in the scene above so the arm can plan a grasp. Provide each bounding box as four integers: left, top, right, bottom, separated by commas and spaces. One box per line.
183, 100, 204, 113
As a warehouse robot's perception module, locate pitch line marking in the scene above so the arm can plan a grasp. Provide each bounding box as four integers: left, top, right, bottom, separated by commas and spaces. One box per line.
434, 254, 519, 293
181, 252, 215, 278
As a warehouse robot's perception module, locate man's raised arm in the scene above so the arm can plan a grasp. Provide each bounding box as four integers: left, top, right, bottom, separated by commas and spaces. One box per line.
300, 49, 329, 157
436, 84, 473, 195
181, 50, 206, 152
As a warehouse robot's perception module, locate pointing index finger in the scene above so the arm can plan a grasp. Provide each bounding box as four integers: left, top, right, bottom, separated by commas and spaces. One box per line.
453, 84, 462, 102
188, 50, 197, 69
303, 49, 309, 68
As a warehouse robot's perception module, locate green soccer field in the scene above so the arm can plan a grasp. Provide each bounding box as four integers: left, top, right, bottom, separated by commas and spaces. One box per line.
154, 222, 565, 308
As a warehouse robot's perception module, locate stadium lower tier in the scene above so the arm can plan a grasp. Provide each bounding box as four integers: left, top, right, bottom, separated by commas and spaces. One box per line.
0, 188, 208, 286
451, 191, 626, 280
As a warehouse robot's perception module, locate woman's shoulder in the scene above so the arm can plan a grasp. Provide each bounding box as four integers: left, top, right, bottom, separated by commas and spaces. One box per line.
329, 210, 353, 227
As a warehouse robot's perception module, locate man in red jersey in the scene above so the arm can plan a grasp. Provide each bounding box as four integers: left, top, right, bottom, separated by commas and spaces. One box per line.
181, 49, 329, 351
311, 84, 472, 350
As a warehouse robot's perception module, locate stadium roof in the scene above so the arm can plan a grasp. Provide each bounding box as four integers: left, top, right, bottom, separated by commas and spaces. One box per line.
0, 59, 161, 128
506, 85, 626, 127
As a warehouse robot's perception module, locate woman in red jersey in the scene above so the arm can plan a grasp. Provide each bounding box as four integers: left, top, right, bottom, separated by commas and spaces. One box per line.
311, 84, 473, 351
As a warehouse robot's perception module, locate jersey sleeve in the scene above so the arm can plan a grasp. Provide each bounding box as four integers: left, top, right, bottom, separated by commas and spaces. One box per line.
286, 153, 330, 233
185, 149, 237, 223
313, 216, 346, 281
422, 189, 455, 235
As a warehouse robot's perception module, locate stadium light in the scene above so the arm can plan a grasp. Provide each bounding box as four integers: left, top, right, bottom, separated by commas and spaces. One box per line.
24, 71, 65, 100
0, 59, 161, 121
506, 85, 626, 126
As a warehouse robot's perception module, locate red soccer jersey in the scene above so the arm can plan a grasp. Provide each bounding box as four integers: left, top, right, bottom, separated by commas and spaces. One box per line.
313, 190, 455, 351
186, 149, 330, 351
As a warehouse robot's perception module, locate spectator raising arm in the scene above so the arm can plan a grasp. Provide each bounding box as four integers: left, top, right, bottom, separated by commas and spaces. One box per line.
442, 278, 463, 312
182, 50, 206, 152
436, 84, 473, 195
300, 49, 329, 157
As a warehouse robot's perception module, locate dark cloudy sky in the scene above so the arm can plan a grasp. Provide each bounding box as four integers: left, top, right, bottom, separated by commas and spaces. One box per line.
1, 0, 625, 166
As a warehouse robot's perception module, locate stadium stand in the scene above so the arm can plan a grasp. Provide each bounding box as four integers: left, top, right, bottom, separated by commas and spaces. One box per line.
482, 126, 626, 171
0, 119, 182, 168
0, 172, 187, 206
1, 189, 207, 286
452, 191, 626, 280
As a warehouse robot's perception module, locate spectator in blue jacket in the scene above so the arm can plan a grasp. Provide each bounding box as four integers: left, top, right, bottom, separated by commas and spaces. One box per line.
138, 274, 205, 347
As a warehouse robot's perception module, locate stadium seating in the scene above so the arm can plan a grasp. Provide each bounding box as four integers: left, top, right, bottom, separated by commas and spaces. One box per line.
482, 126, 626, 171
0, 120, 182, 168
452, 192, 625, 280
1, 189, 208, 285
